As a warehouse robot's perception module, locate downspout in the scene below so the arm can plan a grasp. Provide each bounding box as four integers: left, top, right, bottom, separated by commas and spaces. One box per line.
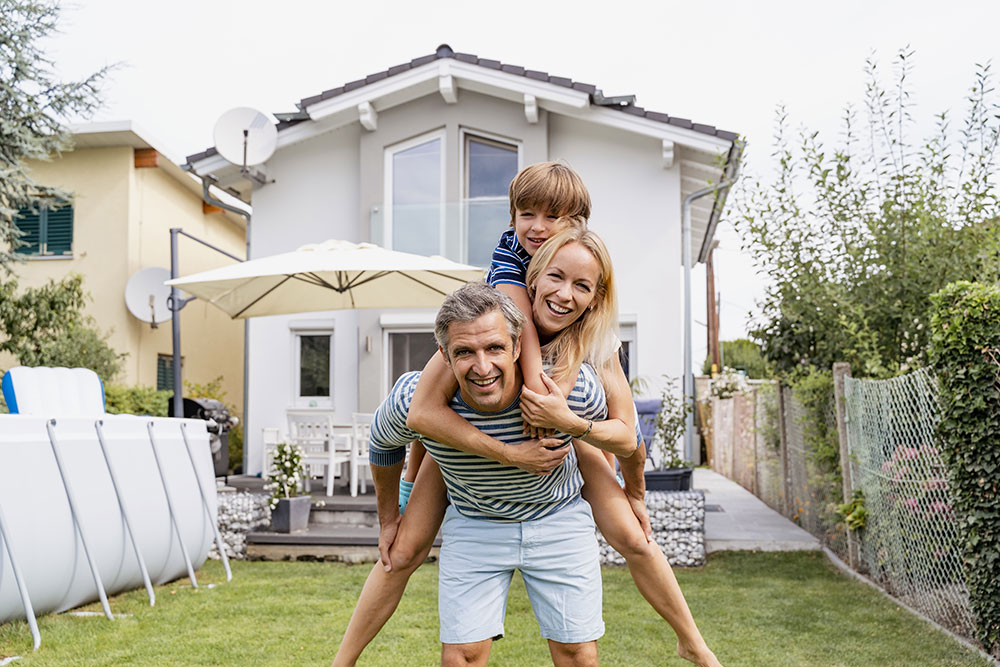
200, 176, 252, 473
681, 145, 742, 464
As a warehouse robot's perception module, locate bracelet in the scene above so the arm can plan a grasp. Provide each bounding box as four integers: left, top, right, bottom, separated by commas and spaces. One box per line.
500, 441, 508, 465
575, 419, 593, 439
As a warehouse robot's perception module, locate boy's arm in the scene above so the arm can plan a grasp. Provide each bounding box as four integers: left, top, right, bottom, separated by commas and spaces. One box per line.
406, 350, 567, 474
495, 283, 546, 396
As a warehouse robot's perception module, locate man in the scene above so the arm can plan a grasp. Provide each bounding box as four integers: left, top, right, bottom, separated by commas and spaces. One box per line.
367, 282, 618, 666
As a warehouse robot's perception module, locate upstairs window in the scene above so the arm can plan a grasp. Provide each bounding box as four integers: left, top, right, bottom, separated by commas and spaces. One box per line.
464, 135, 518, 267
14, 200, 73, 256
386, 131, 444, 257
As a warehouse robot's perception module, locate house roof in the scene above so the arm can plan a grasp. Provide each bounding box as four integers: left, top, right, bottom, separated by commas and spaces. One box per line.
185, 44, 739, 165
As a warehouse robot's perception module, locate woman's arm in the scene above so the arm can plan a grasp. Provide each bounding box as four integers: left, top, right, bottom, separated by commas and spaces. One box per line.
406, 350, 568, 474
520, 354, 639, 458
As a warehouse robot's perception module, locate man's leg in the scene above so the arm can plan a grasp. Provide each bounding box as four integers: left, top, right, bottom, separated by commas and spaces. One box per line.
547, 639, 598, 667
333, 457, 448, 666
441, 639, 493, 666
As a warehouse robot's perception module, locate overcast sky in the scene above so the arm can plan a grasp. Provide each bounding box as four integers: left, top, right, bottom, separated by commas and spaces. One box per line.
45, 0, 1000, 363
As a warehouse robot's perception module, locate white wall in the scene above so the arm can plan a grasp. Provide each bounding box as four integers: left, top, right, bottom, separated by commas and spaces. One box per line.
244, 124, 361, 474
548, 115, 683, 397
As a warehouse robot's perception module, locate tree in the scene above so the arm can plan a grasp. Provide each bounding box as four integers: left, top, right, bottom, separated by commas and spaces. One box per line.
734, 50, 1000, 378
0, 0, 109, 271
702, 339, 770, 378
0, 274, 125, 382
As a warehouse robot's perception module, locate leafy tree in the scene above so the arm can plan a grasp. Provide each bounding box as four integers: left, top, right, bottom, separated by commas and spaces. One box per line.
0, 274, 124, 382
702, 338, 770, 378
734, 50, 1000, 378
0, 0, 109, 271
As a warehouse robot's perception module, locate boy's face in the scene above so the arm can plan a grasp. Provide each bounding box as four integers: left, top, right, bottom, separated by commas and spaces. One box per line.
514, 207, 564, 256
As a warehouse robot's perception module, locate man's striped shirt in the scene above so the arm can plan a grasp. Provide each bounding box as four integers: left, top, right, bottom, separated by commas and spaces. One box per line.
370, 364, 608, 522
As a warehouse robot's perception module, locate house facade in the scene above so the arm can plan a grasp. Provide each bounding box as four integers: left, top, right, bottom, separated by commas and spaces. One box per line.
185, 45, 741, 475
2, 122, 247, 416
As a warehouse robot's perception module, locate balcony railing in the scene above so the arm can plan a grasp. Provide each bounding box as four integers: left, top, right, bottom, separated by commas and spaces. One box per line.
369, 199, 510, 268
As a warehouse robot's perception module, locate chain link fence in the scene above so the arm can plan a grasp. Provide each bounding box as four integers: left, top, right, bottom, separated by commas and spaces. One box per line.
844, 368, 976, 638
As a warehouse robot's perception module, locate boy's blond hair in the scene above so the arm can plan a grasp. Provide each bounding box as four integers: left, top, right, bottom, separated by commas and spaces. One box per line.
508, 161, 591, 225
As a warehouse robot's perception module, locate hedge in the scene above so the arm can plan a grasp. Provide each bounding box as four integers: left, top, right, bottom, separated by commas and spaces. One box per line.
929, 281, 1000, 656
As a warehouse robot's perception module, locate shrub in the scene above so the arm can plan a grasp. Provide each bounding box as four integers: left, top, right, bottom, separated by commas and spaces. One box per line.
105, 384, 171, 416
703, 339, 770, 379
929, 281, 1000, 655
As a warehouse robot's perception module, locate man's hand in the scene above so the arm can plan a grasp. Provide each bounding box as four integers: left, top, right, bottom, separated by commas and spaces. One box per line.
503, 437, 571, 474
378, 512, 402, 571
625, 491, 653, 542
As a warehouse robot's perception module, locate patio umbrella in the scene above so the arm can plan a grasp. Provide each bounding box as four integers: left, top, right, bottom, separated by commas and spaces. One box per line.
165, 239, 485, 318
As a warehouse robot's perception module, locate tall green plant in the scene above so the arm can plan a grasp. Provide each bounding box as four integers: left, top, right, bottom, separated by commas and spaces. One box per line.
734, 51, 1000, 378
929, 281, 1000, 656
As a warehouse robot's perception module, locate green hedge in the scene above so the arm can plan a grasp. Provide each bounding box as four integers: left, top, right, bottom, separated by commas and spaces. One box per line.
929, 281, 1000, 655
104, 384, 171, 417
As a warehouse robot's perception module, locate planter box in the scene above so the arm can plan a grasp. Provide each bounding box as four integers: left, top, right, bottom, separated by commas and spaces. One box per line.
271, 495, 312, 533
645, 468, 693, 491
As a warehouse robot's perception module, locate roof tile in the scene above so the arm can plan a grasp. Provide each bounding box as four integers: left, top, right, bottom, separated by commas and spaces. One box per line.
454, 53, 478, 64
691, 123, 716, 134
387, 63, 411, 76
322, 86, 344, 100
524, 69, 549, 81
644, 111, 670, 123
622, 105, 646, 117
572, 82, 597, 94
477, 58, 502, 70
501, 64, 525, 75
548, 76, 572, 88
716, 129, 740, 141
668, 117, 693, 129
343, 78, 367, 92
410, 54, 436, 67
365, 71, 388, 84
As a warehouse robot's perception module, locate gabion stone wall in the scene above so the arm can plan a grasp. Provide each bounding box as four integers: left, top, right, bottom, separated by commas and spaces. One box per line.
598, 490, 705, 567
208, 487, 271, 560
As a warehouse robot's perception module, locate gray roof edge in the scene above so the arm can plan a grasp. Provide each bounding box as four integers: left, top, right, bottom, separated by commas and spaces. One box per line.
185, 44, 740, 169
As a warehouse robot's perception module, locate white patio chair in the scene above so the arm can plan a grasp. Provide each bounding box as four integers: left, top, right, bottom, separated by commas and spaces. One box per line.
286, 411, 351, 496
350, 412, 375, 497
261, 427, 282, 479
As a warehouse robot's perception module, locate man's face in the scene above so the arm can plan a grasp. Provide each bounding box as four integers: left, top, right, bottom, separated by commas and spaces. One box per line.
441, 310, 521, 412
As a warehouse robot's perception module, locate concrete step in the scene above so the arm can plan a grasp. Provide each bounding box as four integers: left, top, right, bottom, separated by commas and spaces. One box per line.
247, 523, 442, 563
310, 500, 377, 527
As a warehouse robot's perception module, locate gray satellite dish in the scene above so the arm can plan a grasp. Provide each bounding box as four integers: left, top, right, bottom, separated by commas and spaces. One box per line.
125, 267, 172, 328
213, 107, 277, 168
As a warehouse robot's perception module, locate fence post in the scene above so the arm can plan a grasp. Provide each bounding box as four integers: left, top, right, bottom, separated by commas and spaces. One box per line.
777, 384, 791, 518
832, 362, 858, 568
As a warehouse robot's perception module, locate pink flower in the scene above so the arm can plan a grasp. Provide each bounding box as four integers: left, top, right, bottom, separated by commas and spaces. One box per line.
902, 497, 919, 511
881, 461, 894, 474
929, 501, 952, 515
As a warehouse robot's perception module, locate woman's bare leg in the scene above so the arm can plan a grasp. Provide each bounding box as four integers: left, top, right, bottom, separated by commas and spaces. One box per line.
403, 441, 426, 483
332, 457, 448, 667
576, 444, 721, 667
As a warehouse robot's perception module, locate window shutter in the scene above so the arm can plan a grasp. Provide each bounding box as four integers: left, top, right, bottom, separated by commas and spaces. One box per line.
13, 208, 41, 255
44, 204, 73, 255
157, 355, 174, 392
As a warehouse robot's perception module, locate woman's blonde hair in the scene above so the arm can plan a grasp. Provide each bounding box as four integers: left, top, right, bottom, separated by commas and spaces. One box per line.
525, 227, 619, 386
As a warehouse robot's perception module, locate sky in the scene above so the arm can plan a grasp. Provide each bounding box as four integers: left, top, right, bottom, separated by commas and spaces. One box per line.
43, 0, 1000, 364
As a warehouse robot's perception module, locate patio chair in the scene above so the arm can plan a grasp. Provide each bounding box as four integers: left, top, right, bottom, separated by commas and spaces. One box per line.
350, 412, 375, 497
286, 411, 351, 496
1, 366, 106, 415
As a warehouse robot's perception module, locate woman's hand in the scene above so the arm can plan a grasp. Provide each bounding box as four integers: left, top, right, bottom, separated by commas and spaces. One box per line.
521, 373, 584, 435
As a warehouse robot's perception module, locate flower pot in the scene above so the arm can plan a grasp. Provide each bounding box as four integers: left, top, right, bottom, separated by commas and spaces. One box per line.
271, 495, 312, 533
645, 468, 693, 491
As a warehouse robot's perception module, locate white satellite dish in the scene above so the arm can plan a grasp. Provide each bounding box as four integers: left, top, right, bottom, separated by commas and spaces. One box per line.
125, 267, 173, 327
213, 107, 277, 167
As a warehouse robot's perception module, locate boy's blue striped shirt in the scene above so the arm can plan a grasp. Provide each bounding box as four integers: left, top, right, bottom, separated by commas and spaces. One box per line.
370, 364, 608, 522
485, 229, 532, 289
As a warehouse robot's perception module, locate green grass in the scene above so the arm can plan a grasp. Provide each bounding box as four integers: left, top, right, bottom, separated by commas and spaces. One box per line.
0, 552, 989, 666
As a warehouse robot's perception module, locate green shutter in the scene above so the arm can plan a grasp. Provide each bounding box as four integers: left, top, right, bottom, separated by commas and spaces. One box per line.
13, 208, 41, 255
45, 204, 73, 255
157, 355, 174, 392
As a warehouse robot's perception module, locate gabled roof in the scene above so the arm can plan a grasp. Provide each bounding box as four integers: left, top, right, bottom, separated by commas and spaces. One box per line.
185, 44, 738, 165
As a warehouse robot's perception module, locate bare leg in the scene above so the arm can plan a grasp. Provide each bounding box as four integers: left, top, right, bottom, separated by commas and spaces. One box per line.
576, 444, 721, 667
332, 458, 448, 667
441, 639, 492, 667
547, 640, 598, 667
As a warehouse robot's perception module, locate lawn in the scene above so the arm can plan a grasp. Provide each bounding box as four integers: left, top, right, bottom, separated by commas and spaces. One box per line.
0, 551, 989, 666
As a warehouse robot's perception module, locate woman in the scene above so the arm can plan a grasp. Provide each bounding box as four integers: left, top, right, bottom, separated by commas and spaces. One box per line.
333, 228, 719, 667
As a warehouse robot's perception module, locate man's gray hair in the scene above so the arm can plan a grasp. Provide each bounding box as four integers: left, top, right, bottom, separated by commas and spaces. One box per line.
435, 282, 526, 355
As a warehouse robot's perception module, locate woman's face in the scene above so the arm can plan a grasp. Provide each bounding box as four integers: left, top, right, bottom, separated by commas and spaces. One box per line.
531, 242, 602, 337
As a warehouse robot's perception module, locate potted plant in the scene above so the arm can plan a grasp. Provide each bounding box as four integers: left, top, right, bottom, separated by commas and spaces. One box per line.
266, 442, 312, 532
645, 376, 694, 491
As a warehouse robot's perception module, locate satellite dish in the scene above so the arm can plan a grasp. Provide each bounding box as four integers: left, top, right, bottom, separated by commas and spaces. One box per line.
213, 107, 277, 167
125, 267, 172, 328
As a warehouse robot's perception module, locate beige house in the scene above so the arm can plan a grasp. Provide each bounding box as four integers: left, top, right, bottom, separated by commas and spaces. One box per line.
2, 121, 246, 416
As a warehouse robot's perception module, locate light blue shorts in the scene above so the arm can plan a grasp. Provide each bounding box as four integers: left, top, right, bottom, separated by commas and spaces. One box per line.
437, 498, 604, 645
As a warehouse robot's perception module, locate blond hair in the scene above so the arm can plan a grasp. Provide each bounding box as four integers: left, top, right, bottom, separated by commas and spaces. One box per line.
525, 227, 619, 386
508, 161, 591, 225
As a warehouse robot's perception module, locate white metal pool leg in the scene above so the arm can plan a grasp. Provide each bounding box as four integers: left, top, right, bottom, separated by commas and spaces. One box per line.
146, 421, 198, 588
94, 420, 156, 606
45, 419, 114, 621
178, 423, 232, 582
0, 503, 41, 650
